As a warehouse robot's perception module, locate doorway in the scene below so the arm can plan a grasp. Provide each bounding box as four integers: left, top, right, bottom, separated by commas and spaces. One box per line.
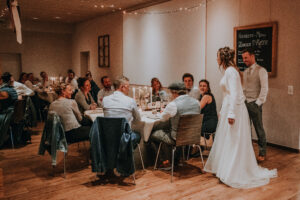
80, 51, 90, 77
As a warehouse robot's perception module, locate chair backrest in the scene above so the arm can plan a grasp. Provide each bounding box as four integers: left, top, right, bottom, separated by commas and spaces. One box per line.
24, 96, 37, 127
90, 117, 135, 176
38, 111, 68, 156
12, 99, 26, 124
0, 107, 15, 148
94, 117, 126, 169
175, 114, 203, 147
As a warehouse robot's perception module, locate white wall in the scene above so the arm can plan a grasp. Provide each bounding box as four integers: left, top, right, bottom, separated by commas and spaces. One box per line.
0, 20, 73, 78
123, 0, 206, 87
72, 13, 123, 87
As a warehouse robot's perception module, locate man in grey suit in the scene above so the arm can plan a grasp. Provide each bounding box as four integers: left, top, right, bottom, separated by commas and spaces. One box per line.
242, 48, 269, 162
150, 82, 200, 166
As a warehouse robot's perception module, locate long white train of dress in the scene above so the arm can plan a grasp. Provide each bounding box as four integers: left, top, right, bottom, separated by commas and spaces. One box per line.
204, 67, 277, 189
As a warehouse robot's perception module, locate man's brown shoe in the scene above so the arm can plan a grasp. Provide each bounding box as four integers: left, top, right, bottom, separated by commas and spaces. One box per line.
257, 156, 266, 162
158, 160, 172, 170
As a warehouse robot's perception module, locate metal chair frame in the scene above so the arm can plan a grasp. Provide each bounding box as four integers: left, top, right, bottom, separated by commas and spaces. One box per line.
153, 114, 204, 182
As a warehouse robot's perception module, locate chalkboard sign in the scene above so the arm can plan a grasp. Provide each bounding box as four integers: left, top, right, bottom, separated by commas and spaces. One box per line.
234, 22, 277, 77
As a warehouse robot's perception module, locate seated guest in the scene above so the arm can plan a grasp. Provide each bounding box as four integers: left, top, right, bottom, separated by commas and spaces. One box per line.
40, 71, 49, 88
25, 73, 42, 92
151, 77, 168, 102
65, 69, 78, 92
86, 71, 100, 102
198, 79, 218, 138
97, 76, 114, 107
11, 75, 34, 97
18, 72, 27, 84
49, 84, 90, 143
0, 72, 33, 98
0, 72, 18, 112
150, 82, 200, 165
182, 73, 200, 100
102, 76, 141, 147
75, 77, 97, 114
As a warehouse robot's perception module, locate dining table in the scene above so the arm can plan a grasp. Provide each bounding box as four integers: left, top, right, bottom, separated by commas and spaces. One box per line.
84, 108, 162, 142
37, 88, 58, 103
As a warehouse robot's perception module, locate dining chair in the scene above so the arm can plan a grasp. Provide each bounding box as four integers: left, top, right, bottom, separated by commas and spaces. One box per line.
90, 117, 145, 184
38, 111, 88, 178
154, 114, 204, 182
0, 107, 15, 149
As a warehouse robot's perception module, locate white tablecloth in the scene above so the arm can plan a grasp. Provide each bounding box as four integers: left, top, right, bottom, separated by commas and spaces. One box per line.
38, 91, 57, 103
84, 108, 104, 121
84, 109, 161, 142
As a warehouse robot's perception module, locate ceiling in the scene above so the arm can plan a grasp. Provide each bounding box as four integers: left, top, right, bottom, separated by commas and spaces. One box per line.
0, 0, 170, 24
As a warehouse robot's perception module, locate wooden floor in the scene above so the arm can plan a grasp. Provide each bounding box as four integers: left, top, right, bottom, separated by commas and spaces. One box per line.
0, 123, 299, 200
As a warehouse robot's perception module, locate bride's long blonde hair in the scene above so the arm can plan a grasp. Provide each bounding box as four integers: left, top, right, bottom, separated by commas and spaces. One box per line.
218, 47, 243, 84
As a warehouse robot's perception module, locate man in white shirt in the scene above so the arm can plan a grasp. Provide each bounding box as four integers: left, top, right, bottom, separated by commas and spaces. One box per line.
13, 80, 34, 97
65, 69, 78, 93
182, 73, 200, 100
97, 76, 114, 107
102, 76, 141, 147
40, 71, 49, 88
25, 73, 42, 92
150, 82, 200, 166
242, 48, 268, 162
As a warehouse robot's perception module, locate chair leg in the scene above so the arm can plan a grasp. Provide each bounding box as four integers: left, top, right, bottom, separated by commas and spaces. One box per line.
52, 165, 55, 176
154, 142, 162, 170
182, 146, 185, 161
64, 152, 66, 179
171, 147, 176, 183
132, 150, 136, 185
137, 144, 145, 171
132, 172, 136, 185
204, 133, 208, 150
187, 145, 191, 160
195, 144, 205, 169
9, 127, 14, 149
82, 141, 89, 163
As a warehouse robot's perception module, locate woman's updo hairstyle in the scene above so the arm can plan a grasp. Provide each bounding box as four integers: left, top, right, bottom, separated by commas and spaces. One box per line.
54, 83, 68, 96
218, 46, 243, 83
218, 46, 236, 68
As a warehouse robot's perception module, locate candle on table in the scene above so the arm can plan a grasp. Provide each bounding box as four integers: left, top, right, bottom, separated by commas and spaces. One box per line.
150, 87, 152, 103
132, 87, 135, 99
138, 87, 141, 100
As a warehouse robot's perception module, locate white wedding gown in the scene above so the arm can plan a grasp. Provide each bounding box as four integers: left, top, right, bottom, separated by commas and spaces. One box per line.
204, 67, 277, 189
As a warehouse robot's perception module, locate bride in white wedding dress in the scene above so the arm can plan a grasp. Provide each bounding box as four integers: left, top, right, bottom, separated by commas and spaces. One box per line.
204, 47, 277, 189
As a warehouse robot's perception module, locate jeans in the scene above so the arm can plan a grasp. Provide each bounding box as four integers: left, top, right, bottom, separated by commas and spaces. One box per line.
65, 126, 90, 144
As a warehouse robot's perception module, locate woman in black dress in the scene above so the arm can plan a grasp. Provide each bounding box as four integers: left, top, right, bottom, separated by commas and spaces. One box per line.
198, 79, 218, 139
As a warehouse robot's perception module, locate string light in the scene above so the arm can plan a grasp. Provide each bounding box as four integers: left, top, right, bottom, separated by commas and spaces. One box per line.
123, 1, 208, 15
0, 7, 9, 18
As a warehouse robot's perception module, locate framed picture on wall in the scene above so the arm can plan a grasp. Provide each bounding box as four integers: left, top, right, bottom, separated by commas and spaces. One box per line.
98, 34, 110, 68
234, 22, 278, 77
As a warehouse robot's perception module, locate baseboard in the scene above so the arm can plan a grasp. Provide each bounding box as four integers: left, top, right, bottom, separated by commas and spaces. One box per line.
252, 139, 300, 153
